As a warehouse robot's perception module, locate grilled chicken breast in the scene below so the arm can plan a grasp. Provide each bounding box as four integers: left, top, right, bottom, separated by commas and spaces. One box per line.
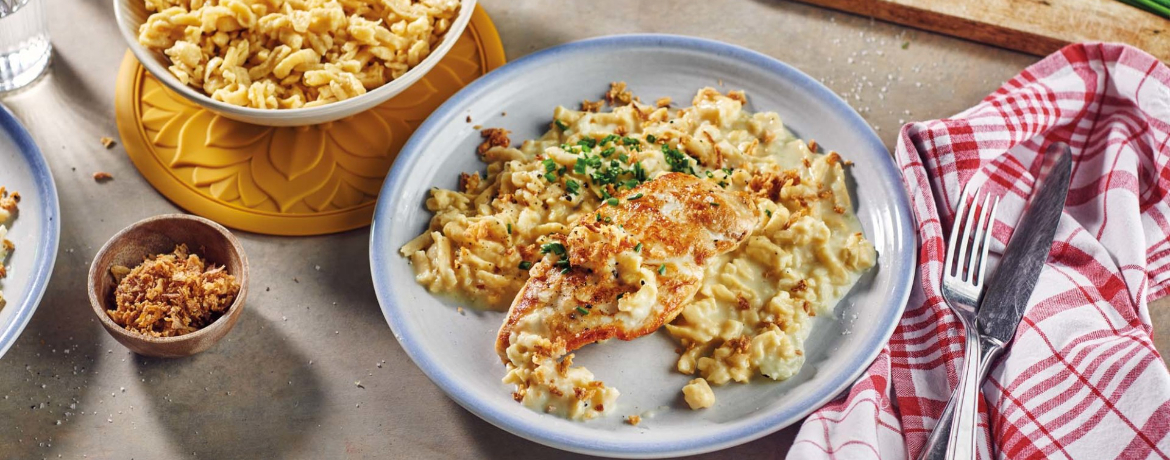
495, 173, 760, 361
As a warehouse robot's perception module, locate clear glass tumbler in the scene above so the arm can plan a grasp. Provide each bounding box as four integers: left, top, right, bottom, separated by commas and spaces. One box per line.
0, 0, 51, 92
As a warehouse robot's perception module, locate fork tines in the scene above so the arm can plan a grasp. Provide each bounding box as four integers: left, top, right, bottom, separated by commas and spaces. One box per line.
946, 183, 1001, 285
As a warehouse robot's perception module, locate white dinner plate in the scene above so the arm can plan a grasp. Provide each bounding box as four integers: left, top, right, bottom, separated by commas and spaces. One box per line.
0, 103, 60, 359
370, 34, 914, 458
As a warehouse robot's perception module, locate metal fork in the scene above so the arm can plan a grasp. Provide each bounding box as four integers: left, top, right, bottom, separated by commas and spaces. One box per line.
918, 184, 1000, 460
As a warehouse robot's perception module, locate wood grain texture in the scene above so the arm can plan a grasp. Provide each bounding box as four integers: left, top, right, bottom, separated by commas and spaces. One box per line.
792, 0, 1170, 61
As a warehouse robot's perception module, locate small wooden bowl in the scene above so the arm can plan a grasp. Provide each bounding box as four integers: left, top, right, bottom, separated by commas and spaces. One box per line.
88, 214, 249, 358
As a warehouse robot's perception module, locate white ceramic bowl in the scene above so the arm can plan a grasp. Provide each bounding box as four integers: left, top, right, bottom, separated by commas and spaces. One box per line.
113, 0, 477, 127
370, 35, 915, 458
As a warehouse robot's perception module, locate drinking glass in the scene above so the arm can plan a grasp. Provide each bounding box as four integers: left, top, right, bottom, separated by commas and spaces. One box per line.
0, 0, 51, 92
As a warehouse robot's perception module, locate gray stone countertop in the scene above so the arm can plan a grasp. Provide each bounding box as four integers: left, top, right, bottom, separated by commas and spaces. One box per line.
1, 0, 1165, 458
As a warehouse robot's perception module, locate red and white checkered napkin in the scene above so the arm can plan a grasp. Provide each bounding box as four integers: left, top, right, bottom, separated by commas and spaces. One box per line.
790, 43, 1170, 459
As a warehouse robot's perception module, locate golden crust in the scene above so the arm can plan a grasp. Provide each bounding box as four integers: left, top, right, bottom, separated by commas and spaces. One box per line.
495, 173, 759, 360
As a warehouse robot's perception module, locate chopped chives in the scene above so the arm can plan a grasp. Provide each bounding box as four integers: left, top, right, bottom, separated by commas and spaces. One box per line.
507, 223, 512, 234
541, 242, 566, 256
634, 242, 643, 252
606, 197, 619, 206
657, 264, 666, 275
518, 261, 532, 270
646, 134, 657, 143
575, 306, 589, 316
554, 119, 569, 131
565, 179, 580, 194
628, 193, 643, 200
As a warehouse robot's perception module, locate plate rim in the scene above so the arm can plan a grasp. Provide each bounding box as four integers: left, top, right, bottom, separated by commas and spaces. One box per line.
0, 102, 61, 359
370, 33, 915, 458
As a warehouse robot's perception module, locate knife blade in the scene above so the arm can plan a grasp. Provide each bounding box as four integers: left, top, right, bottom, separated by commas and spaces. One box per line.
976, 143, 1072, 344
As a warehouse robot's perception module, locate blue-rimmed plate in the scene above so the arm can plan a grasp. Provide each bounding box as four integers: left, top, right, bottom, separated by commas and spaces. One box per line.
0, 103, 60, 359
370, 34, 913, 458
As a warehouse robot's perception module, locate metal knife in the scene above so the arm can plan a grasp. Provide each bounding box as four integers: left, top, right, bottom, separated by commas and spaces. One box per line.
948, 142, 1073, 459
977, 143, 1072, 350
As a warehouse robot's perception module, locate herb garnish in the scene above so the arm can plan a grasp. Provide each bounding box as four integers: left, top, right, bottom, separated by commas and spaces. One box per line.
662, 143, 696, 175
541, 242, 566, 256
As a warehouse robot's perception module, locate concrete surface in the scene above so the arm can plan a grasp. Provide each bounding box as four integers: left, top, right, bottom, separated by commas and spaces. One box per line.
0, 0, 1166, 458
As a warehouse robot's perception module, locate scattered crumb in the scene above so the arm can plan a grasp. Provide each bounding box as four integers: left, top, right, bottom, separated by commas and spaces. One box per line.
501, 112, 506, 116
465, 115, 472, 123
902, 41, 910, 49
99, 137, 116, 149
293, 277, 299, 283
718, 78, 724, 86
807, 140, 818, 152
625, 415, 641, 426
580, 99, 603, 112
472, 124, 483, 130
93, 172, 113, 182
655, 97, 671, 108
355, 381, 364, 389
457, 307, 465, 315
604, 82, 637, 106
478, 128, 511, 155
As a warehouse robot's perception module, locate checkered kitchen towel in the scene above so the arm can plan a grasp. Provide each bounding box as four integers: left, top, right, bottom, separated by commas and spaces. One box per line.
790, 43, 1170, 459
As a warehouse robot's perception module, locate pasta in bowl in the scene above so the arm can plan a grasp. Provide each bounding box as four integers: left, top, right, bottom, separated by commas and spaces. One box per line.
114, 0, 477, 126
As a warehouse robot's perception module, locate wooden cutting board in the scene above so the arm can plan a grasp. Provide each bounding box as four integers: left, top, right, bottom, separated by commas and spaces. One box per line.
791, 0, 1170, 61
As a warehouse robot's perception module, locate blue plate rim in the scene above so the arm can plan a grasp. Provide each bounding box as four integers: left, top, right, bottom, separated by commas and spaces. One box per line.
370, 33, 915, 458
0, 102, 61, 359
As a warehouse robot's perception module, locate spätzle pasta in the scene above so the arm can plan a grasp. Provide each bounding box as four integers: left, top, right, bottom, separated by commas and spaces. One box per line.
401, 85, 876, 419
138, 0, 461, 109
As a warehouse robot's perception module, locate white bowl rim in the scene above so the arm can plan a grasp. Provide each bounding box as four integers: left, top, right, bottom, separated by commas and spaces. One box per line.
369, 34, 916, 458
113, 0, 478, 122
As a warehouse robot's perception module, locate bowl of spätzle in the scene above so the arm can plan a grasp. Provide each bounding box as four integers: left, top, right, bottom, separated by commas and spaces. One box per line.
114, 0, 476, 126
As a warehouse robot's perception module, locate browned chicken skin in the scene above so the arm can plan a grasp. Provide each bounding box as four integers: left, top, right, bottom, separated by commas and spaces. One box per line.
495, 173, 760, 361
